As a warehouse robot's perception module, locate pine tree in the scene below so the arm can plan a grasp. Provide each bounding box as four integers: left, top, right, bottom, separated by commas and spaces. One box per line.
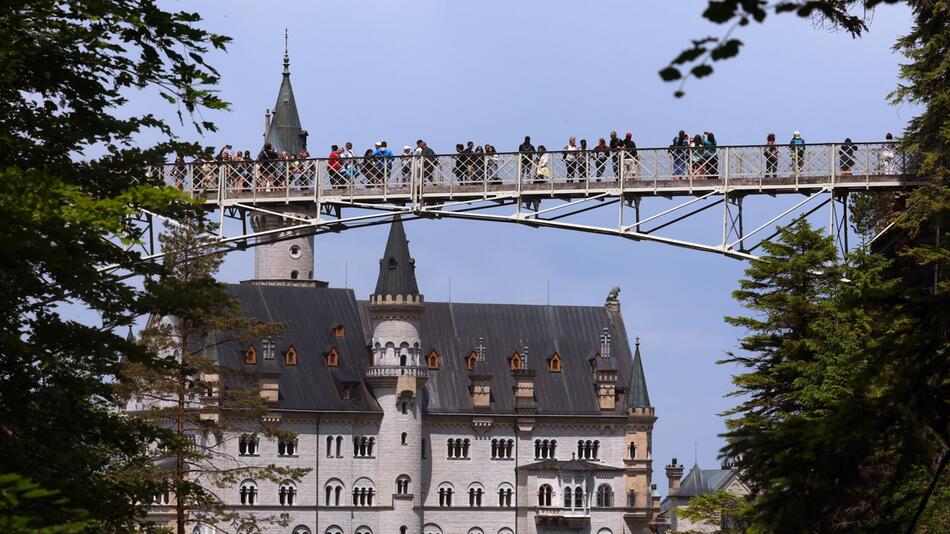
120, 219, 309, 533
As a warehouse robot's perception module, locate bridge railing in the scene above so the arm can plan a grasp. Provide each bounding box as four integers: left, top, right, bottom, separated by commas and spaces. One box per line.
155, 142, 913, 201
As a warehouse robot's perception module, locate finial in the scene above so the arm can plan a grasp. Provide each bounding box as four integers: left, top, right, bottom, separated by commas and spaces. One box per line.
635, 336, 640, 349
282, 28, 290, 73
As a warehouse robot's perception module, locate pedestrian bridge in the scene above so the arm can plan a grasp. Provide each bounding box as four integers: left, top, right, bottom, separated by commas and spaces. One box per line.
140, 141, 922, 261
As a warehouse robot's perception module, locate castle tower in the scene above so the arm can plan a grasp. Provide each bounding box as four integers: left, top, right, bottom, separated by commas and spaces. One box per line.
249, 33, 317, 285
623, 336, 660, 533
364, 216, 426, 532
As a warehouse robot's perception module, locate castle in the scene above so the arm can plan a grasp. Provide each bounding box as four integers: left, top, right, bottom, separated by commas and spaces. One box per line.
145, 46, 662, 534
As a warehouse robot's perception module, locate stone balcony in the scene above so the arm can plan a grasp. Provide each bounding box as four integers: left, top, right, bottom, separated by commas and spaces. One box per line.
535, 506, 590, 527
364, 365, 428, 379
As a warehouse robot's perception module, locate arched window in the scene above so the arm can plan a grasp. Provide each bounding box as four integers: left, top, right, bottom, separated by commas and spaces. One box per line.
427, 350, 440, 369
324, 527, 343, 534
536, 439, 557, 459
401, 432, 408, 445
284, 345, 298, 366
538, 484, 553, 507
326, 435, 333, 457
629, 441, 637, 459
354, 528, 372, 534
400, 528, 407, 534
153, 488, 170, 505
564, 486, 573, 508
423, 525, 443, 534
468, 483, 484, 507
278, 437, 297, 457
491, 439, 498, 458
497, 483, 514, 508
438, 483, 454, 507
238, 434, 258, 456
396, 475, 411, 495
499, 529, 515, 534
596, 529, 614, 534
534, 439, 541, 459
324, 479, 344, 507
292, 527, 311, 534
335, 435, 342, 457
593, 440, 600, 459
548, 352, 561, 372
550, 439, 557, 458
244, 345, 257, 364
468, 529, 484, 534
574, 485, 583, 508
278, 481, 296, 506
462, 438, 471, 458
236, 525, 260, 534
596, 484, 613, 507
239, 480, 257, 506
505, 439, 514, 458
353, 478, 375, 507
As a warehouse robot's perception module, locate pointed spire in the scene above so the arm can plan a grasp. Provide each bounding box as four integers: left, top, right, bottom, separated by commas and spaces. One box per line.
264, 31, 306, 155
627, 336, 651, 408
373, 216, 421, 298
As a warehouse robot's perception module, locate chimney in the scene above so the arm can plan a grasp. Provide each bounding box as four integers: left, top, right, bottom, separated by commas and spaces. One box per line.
666, 458, 684, 494
264, 109, 271, 141
650, 484, 661, 511
469, 338, 492, 409
594, 327, 618, 411
259, 371, 280, 403
513, 345, 536, 414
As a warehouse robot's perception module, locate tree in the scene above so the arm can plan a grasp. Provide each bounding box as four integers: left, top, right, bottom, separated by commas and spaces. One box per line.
0, 0, 229, 529
676, 489, 756, 534
121, 219, 309, 533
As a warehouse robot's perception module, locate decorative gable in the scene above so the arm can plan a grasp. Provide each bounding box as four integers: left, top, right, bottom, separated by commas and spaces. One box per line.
284, 345, 298, 366
548, 352, 562, 373
244, 345, 257, 365
426, 350, 440, 370
465, 350, 478, 370
324, 346, 339, 367
509, 351, 523, 371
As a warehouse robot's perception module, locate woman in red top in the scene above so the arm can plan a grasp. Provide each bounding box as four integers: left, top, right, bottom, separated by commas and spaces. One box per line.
328, 145, 342, 187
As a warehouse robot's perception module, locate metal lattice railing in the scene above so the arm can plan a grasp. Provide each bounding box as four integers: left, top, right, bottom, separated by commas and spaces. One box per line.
156, 141, 914, 202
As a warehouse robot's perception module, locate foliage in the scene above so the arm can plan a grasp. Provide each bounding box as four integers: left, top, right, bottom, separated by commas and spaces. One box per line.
121, 219, 308, 533
0, 474, 90, 533
0, 0, 229, 529
676, 488, 756, 534
721, 221, 948, 532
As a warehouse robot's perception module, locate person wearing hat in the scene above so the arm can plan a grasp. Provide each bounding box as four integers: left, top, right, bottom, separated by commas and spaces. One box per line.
789, 131, 806, 175
400, 145, 413, 184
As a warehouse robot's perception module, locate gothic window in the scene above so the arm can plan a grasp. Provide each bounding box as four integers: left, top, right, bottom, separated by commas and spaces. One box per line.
239, 480, 257, 506
244, 345, 257, 364
262, 337, 276, 360
468, 483, 484, 507
537, 484, 553, 507
278, 481, 297, 506
548, 352, 561, 372
324, 479, 344, 506
396, 475, 410, 495
509, 351, 522, 370
465, 351, 477, 370
238, 434, 258, 456
324, 346, 339, 367
284, 345, 297, 366
278, 438, 297, 457
438, 483, 454, 507
596, 484, 613, 507
426, 350, 440, 369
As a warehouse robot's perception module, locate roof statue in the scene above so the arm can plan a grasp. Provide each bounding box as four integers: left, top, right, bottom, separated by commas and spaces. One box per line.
263, 29, 307, 155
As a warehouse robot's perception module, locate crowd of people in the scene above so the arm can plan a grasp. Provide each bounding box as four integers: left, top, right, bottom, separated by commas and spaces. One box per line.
170, 131, 900, 190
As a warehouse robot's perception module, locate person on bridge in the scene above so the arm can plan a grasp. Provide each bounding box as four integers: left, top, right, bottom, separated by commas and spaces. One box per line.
342, 142, 358, 185
519, 136, 535, 181
563, 137, 579, 182
703, 132, 718, 179
839, 138, 857, 177
669, 130, 689, 179
372, 141, 394, 184
453, 144, 465, 182
474, 145, 486, 182
622, 132, 638, 178
593, 138, 609, 180
401, 145, 413, 184
790, 131, 806, 175
257, 143, 279, 191
361, 149, 377, 186
690, 134, 705, 179
464, 141, 476, 183
171, 156, 186, 189
328, 145, 343, 187
485, 144, 500, 182
579, 139, 589, 179
609, 131, 622, 178
879, 132, 896, 174
537, 146, 552, 183
418, 140, 437, 183
765, 133, 779, 178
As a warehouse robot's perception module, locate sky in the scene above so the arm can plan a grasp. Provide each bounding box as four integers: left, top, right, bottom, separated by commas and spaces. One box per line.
103, 0, 918, 493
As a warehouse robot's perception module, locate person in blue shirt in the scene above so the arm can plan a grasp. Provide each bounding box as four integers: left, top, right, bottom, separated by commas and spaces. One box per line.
371, 141, 395, 184
789, 131, 806, 174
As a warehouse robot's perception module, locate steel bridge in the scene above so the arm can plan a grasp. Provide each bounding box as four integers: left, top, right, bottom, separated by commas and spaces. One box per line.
131, 141, 921, 264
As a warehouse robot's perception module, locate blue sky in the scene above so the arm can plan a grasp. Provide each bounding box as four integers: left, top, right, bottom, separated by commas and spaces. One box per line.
113, 1, 917, 491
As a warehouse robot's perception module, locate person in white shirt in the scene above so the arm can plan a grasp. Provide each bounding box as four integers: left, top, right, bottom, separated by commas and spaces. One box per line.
879, 132, 896, 175
563, 137, 579, 182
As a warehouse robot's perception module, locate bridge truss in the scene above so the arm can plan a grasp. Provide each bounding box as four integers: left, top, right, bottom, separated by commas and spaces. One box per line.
121, 142, 921, 267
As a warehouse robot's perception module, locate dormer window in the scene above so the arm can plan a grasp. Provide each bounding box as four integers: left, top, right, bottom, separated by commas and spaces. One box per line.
244, 345, 257, 365
426, 350, 440, 369
509, 351, 523, 371
262, 337, 276, 360
465, 351, 478, 370
284, 345, 298, 366
548, 352, 562, 373
324, 347, 339, 367
333, 324, 346, 337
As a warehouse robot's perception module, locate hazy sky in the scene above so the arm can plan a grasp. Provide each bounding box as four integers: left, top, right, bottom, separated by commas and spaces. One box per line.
108, 0, 917, 492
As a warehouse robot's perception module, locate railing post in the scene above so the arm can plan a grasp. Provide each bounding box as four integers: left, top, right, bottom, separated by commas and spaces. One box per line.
723, 147, 730, 186
516, 153, 522, 218
618, 151, 625, 231
285, 161, 290, 201
383, 162, 389, 201
830, 144, 836, 189
315, 160, 322, 216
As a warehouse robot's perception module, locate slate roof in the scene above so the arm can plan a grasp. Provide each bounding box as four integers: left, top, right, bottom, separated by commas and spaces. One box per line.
263, 45, 306, 156
217, 283, 644, 416
676, 463, 736, 497
373, 216, 420, 297
518, 459, 624, 472
627, 339, 651, 408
